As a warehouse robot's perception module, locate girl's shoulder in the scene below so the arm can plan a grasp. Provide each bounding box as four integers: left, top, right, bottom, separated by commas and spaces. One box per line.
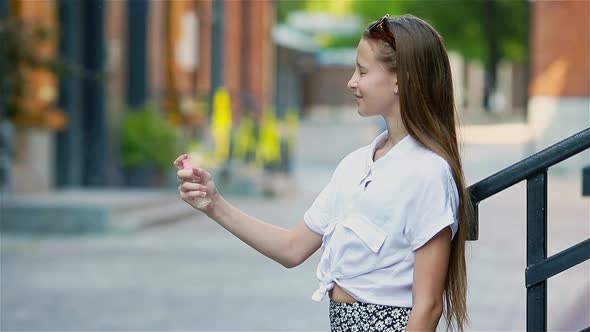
334, 145, 370, 173
408, 149, 453, 183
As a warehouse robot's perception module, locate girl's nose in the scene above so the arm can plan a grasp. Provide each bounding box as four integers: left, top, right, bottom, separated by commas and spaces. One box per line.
347, 77, 357, 90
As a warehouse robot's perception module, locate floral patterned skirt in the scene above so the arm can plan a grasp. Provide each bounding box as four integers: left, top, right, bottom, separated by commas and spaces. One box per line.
329, 299, 412, 332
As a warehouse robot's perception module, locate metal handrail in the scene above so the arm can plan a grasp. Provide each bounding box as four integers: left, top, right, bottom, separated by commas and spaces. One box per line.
467, 127, 590, 239
470, 127, 590, 202
466, 127, 590, 332
526, 238, 590, 287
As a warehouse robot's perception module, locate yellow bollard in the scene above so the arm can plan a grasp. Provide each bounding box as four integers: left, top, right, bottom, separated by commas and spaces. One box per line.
285, 107, 299, 155
234, 114, 255, 162
211, 87, 232, 165
255, 107, 281, 168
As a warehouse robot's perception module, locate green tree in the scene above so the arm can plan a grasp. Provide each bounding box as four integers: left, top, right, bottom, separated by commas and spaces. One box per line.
277, 0, 529, 110
278, 0, 528, 62
394, 0, 529, 109
276, 0, 308, 23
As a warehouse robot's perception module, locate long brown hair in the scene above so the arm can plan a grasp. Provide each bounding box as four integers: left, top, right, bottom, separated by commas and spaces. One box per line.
363, 14, 473, 331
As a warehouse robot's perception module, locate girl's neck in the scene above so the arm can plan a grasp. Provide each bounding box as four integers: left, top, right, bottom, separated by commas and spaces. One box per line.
382, 123, 408, 150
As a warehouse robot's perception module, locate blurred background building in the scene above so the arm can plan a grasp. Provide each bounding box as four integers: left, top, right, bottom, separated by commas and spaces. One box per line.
0, 0, 588, 196
1, 1, 588, 330
528, 1, 590, 170
1, 0, 280, 194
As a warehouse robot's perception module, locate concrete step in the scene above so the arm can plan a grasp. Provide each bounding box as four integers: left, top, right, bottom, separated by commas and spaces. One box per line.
1, 189, 194, 234
111, 199, 196, 233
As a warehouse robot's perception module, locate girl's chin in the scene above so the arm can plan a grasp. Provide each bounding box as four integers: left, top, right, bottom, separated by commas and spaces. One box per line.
357, 107, 373, 117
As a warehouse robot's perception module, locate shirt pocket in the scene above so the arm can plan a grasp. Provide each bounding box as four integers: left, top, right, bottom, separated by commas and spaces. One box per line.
327, 214, 388, 278
340, 214, 387, 253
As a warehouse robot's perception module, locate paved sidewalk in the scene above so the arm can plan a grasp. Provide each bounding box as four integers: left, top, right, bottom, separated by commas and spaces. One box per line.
1, 118, 589, 331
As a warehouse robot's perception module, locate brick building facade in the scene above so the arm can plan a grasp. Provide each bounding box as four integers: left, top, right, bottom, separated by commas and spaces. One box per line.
6, 0, 277, 193
528, 0, 589, 170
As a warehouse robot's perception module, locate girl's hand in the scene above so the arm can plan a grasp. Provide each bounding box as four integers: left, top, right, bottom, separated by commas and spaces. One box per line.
174, 154, 219, 213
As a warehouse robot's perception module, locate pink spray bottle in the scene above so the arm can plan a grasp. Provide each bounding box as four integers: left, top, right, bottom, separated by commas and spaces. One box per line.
182, 157, 212, 209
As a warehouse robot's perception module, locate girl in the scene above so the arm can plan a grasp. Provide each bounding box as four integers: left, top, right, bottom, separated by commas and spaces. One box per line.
175, 14, 472, 332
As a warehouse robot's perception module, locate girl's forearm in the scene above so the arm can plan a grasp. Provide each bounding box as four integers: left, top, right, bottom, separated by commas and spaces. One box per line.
405, 303, 442, 332
206, 195, 297, 268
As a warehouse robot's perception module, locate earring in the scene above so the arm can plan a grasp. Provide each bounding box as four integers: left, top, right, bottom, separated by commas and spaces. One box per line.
394, 87, 399, 94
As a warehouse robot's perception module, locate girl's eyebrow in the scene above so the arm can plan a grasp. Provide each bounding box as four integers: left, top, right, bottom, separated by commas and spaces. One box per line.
356, 61, 367, 70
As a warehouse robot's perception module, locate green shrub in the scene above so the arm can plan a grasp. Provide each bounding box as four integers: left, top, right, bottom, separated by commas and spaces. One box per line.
120, 103, 184, 170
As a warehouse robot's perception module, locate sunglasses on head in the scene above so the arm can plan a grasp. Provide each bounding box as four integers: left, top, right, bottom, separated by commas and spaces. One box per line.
368, 14, 397, 51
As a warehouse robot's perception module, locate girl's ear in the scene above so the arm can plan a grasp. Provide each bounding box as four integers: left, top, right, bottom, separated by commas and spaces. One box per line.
391, 72, 399, 94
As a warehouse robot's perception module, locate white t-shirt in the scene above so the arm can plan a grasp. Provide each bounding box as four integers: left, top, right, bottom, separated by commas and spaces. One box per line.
304, 130, 459, 308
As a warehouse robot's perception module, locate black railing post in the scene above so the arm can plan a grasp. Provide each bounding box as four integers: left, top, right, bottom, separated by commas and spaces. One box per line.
0, 0, 8, 18
526, 170, 548, 332
81, 0, 108, 186
56, 0, 83, 187
209, 0, 224, 119
127, 0, 149, 108
582, 165, 590, 196
0, 0, 11, 194
469, 128, 589, 331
